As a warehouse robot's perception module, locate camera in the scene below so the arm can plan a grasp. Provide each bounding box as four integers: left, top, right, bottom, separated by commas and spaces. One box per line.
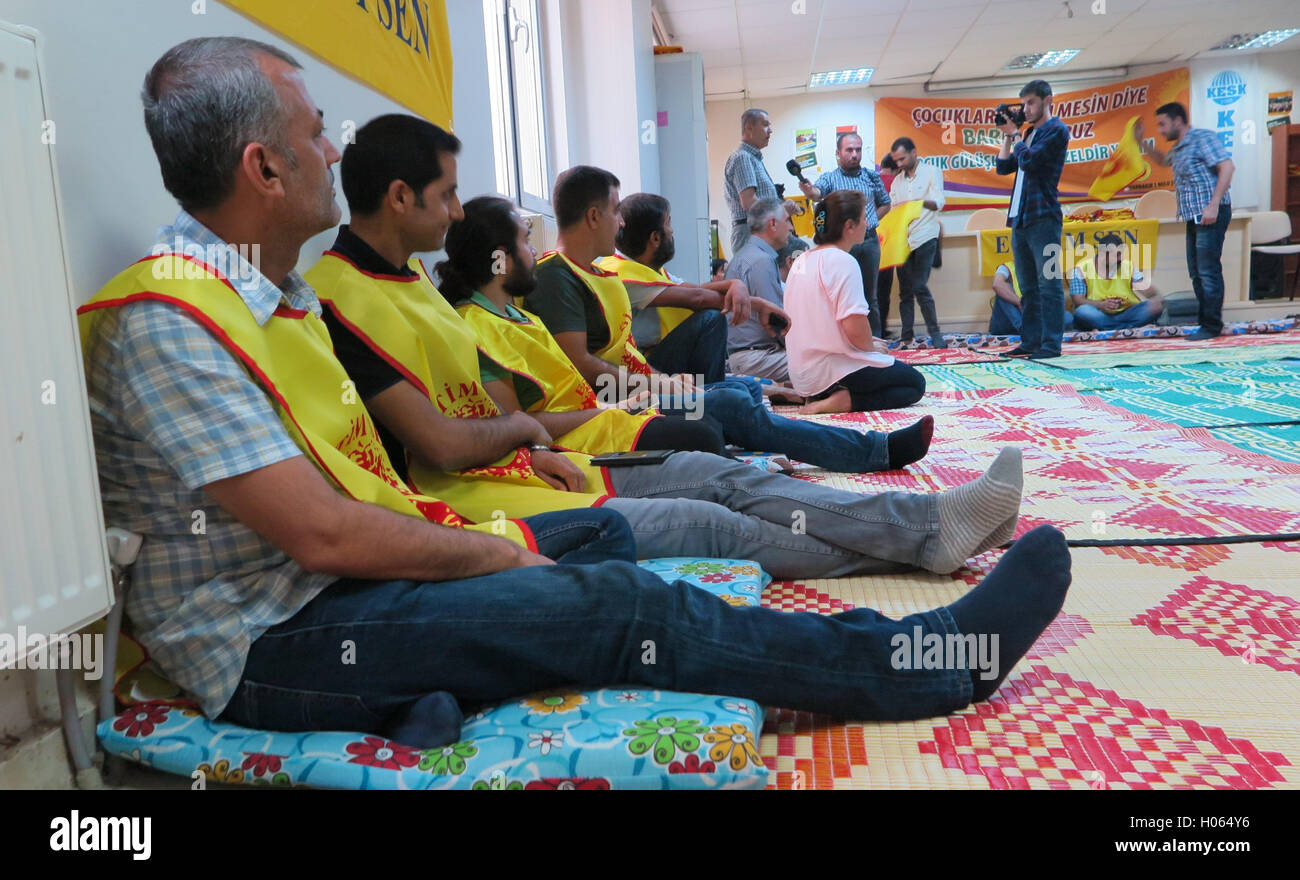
994, 103, 1026, 127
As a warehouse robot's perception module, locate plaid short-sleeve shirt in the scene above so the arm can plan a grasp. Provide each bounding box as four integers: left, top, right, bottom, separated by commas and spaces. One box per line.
85, 211, 336, 717
1169, 127, 1231, 221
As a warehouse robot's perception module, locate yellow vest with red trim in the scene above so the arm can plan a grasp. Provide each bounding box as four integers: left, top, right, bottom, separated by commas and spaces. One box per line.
456, 298, 657, 456
537, 251, 652, 375
303, 251, 611, 520
77, 253, 536, 547
595, 253, 693, 342
1080, 259, 1142, 312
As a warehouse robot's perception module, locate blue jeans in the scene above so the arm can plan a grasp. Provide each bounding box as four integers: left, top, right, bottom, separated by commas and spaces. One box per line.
850, 234, 883, 337
1185, 204, 1231, 335
663, 377, 891, 472
647, 309, 728, 384
1071, 299, 1162, 331
989, 296, 1074, 336
219, 505, 970, 745
1010, 216, 1066, 356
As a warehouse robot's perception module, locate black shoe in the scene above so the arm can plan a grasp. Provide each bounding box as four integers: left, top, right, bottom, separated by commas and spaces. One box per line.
1028, 350, 1061, 360
1003, 346, 1035, 358
1184, 329, 1220, 341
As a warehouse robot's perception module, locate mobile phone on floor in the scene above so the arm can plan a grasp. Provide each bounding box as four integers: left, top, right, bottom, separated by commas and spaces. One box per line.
588, 450, 676, 467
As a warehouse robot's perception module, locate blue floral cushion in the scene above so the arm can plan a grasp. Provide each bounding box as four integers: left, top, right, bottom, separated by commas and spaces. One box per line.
98, 558, 771, 790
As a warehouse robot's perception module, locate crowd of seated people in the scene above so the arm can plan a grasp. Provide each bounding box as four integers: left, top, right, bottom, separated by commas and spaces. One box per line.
78, 35, 1072, 751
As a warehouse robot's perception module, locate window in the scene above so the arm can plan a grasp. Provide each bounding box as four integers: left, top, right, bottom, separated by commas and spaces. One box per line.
483, 0, 561, 215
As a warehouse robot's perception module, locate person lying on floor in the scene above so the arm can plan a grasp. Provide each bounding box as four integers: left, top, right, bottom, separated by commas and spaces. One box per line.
82, 40, 1073, 748
306, 122, 1026, 584
782, 190, 928, 415
595, 193, 787, 385
518, 165, 931, 474
988, 261, 1075, 336
1068, 233, 1165, 332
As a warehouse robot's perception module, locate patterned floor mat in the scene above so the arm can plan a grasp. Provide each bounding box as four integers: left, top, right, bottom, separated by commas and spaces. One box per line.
1044, 340, 1300, 370
1080, 361, 1300, 428
758, 541, 1300, 789
917, 361, 1095, 392
892, 347, 1008, 366
1211, 424, 1300, 464
784, 385, 1300, 543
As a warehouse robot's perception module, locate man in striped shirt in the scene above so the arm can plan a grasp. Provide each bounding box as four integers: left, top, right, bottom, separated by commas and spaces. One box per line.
723, 108, 779, 257
1144, 102, 1234, 339
799, 132, 893, 336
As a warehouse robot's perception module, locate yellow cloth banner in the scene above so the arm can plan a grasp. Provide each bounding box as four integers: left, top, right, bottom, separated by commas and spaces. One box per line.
977, 218, 1160, 276
224, 0, 453, 128
877, 200, 924, 270
1088, 116, 1151, 201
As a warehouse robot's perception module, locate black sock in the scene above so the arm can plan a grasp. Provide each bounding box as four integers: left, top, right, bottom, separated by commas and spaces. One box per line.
887, 415, 934, 469
943, 524, 1071, 702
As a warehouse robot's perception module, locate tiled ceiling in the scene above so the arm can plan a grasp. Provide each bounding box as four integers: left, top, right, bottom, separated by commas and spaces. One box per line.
652, 0, 1300, 99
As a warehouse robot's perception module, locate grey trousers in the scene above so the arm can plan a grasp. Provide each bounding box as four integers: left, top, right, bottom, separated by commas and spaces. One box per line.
726, 346, 790, 383
604, 451, 940, 579
729, 221, 750, 258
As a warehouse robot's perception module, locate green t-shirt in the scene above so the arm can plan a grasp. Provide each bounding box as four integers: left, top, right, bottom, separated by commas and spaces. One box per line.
469, 291, 546, 412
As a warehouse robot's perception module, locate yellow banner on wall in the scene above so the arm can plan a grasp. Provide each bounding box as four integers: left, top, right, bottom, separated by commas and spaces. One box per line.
978, 218, 1160, 276
223, 0, 453, 128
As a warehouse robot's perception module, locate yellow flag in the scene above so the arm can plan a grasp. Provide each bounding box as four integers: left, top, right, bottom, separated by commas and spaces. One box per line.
877, 200, 925, 269
224, 0, 453, 128
1087, 115, 1150, 202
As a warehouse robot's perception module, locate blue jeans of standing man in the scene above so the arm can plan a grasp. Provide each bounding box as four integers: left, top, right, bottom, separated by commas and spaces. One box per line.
850, 233, 883, 337
1010, 215, 1066, 356
989, 296, 1075, 336
219, 504, 971, 747
1185, 204, 1231, 335
660, 377, 892, 472
647, 308, 728, 385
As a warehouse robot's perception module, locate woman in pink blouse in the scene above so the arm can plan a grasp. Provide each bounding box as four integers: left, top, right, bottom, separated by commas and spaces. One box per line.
784, 190, 927, 414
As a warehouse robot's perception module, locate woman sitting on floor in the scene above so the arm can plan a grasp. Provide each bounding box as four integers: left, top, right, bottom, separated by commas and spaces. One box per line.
783, 190, 927, 414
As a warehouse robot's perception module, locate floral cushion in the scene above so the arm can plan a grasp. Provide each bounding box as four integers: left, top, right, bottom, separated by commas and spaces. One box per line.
98, 558, 771, 790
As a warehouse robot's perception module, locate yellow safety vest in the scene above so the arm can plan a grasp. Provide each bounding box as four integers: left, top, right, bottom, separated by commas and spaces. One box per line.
77, 253, 536, 548
456, 298, 658, 456
303, 251, 612, 520
595, 253, 694, 343
536, 251, 652, 375
1080, 259, 1142, 312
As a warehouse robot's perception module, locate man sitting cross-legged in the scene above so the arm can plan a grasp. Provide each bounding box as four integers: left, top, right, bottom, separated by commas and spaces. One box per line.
524, 164, 934, 473
309, 114, 1024, 583
1068, 233, 1165, 332
83, 40, 1071, 751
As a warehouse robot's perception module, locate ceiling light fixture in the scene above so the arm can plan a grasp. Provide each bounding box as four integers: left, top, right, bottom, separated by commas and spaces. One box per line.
1210, 29, 1300, 50
1005, 49, 1080, 70
809, 67, 875, 88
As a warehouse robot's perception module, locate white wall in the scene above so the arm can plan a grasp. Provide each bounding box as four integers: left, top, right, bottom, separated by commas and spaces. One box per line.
0, 0, 500, 303
706, 50, 1300, 246
558, 0, 657, 195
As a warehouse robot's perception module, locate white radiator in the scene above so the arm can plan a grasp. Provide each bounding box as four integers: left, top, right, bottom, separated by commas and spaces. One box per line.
0, 21, 113, 648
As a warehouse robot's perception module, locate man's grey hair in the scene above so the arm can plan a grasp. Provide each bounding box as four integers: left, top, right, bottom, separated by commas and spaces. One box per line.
142, 37, 302, 213
740, 107, 769, 133
747, 196, 785, 233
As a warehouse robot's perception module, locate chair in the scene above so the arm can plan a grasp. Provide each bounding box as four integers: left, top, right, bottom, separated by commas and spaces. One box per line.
1249, 211, 1300, 300
965, 208, 1006, 231
1134, 189, 1178, 220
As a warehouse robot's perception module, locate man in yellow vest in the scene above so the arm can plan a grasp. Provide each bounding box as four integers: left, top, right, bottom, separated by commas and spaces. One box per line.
81, 40, 1072, 735
595, 192, 787, 384
989, 261, 1075, 336
526, 165, 930, 474
1068, 233, 1165, 331
308, 114, 1021, 581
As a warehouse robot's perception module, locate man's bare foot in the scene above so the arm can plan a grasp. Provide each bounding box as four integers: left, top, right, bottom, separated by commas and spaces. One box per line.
797, 389, 852, 414
762, 383, 804, 405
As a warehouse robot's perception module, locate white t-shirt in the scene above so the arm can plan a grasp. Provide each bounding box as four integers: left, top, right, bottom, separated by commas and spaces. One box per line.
783, 245, 895, 397
889, 162, 945, 248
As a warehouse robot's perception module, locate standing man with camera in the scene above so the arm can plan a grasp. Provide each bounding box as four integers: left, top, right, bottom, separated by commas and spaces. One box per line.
798, 132, 892, 337
995, 80, 1070, 360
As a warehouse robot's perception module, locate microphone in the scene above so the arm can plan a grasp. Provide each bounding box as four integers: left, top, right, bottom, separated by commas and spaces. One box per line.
785, 159, 808, 184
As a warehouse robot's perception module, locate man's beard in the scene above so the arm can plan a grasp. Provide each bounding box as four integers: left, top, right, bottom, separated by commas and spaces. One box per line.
502, 260, 536, 297
651, 234, 675, 267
